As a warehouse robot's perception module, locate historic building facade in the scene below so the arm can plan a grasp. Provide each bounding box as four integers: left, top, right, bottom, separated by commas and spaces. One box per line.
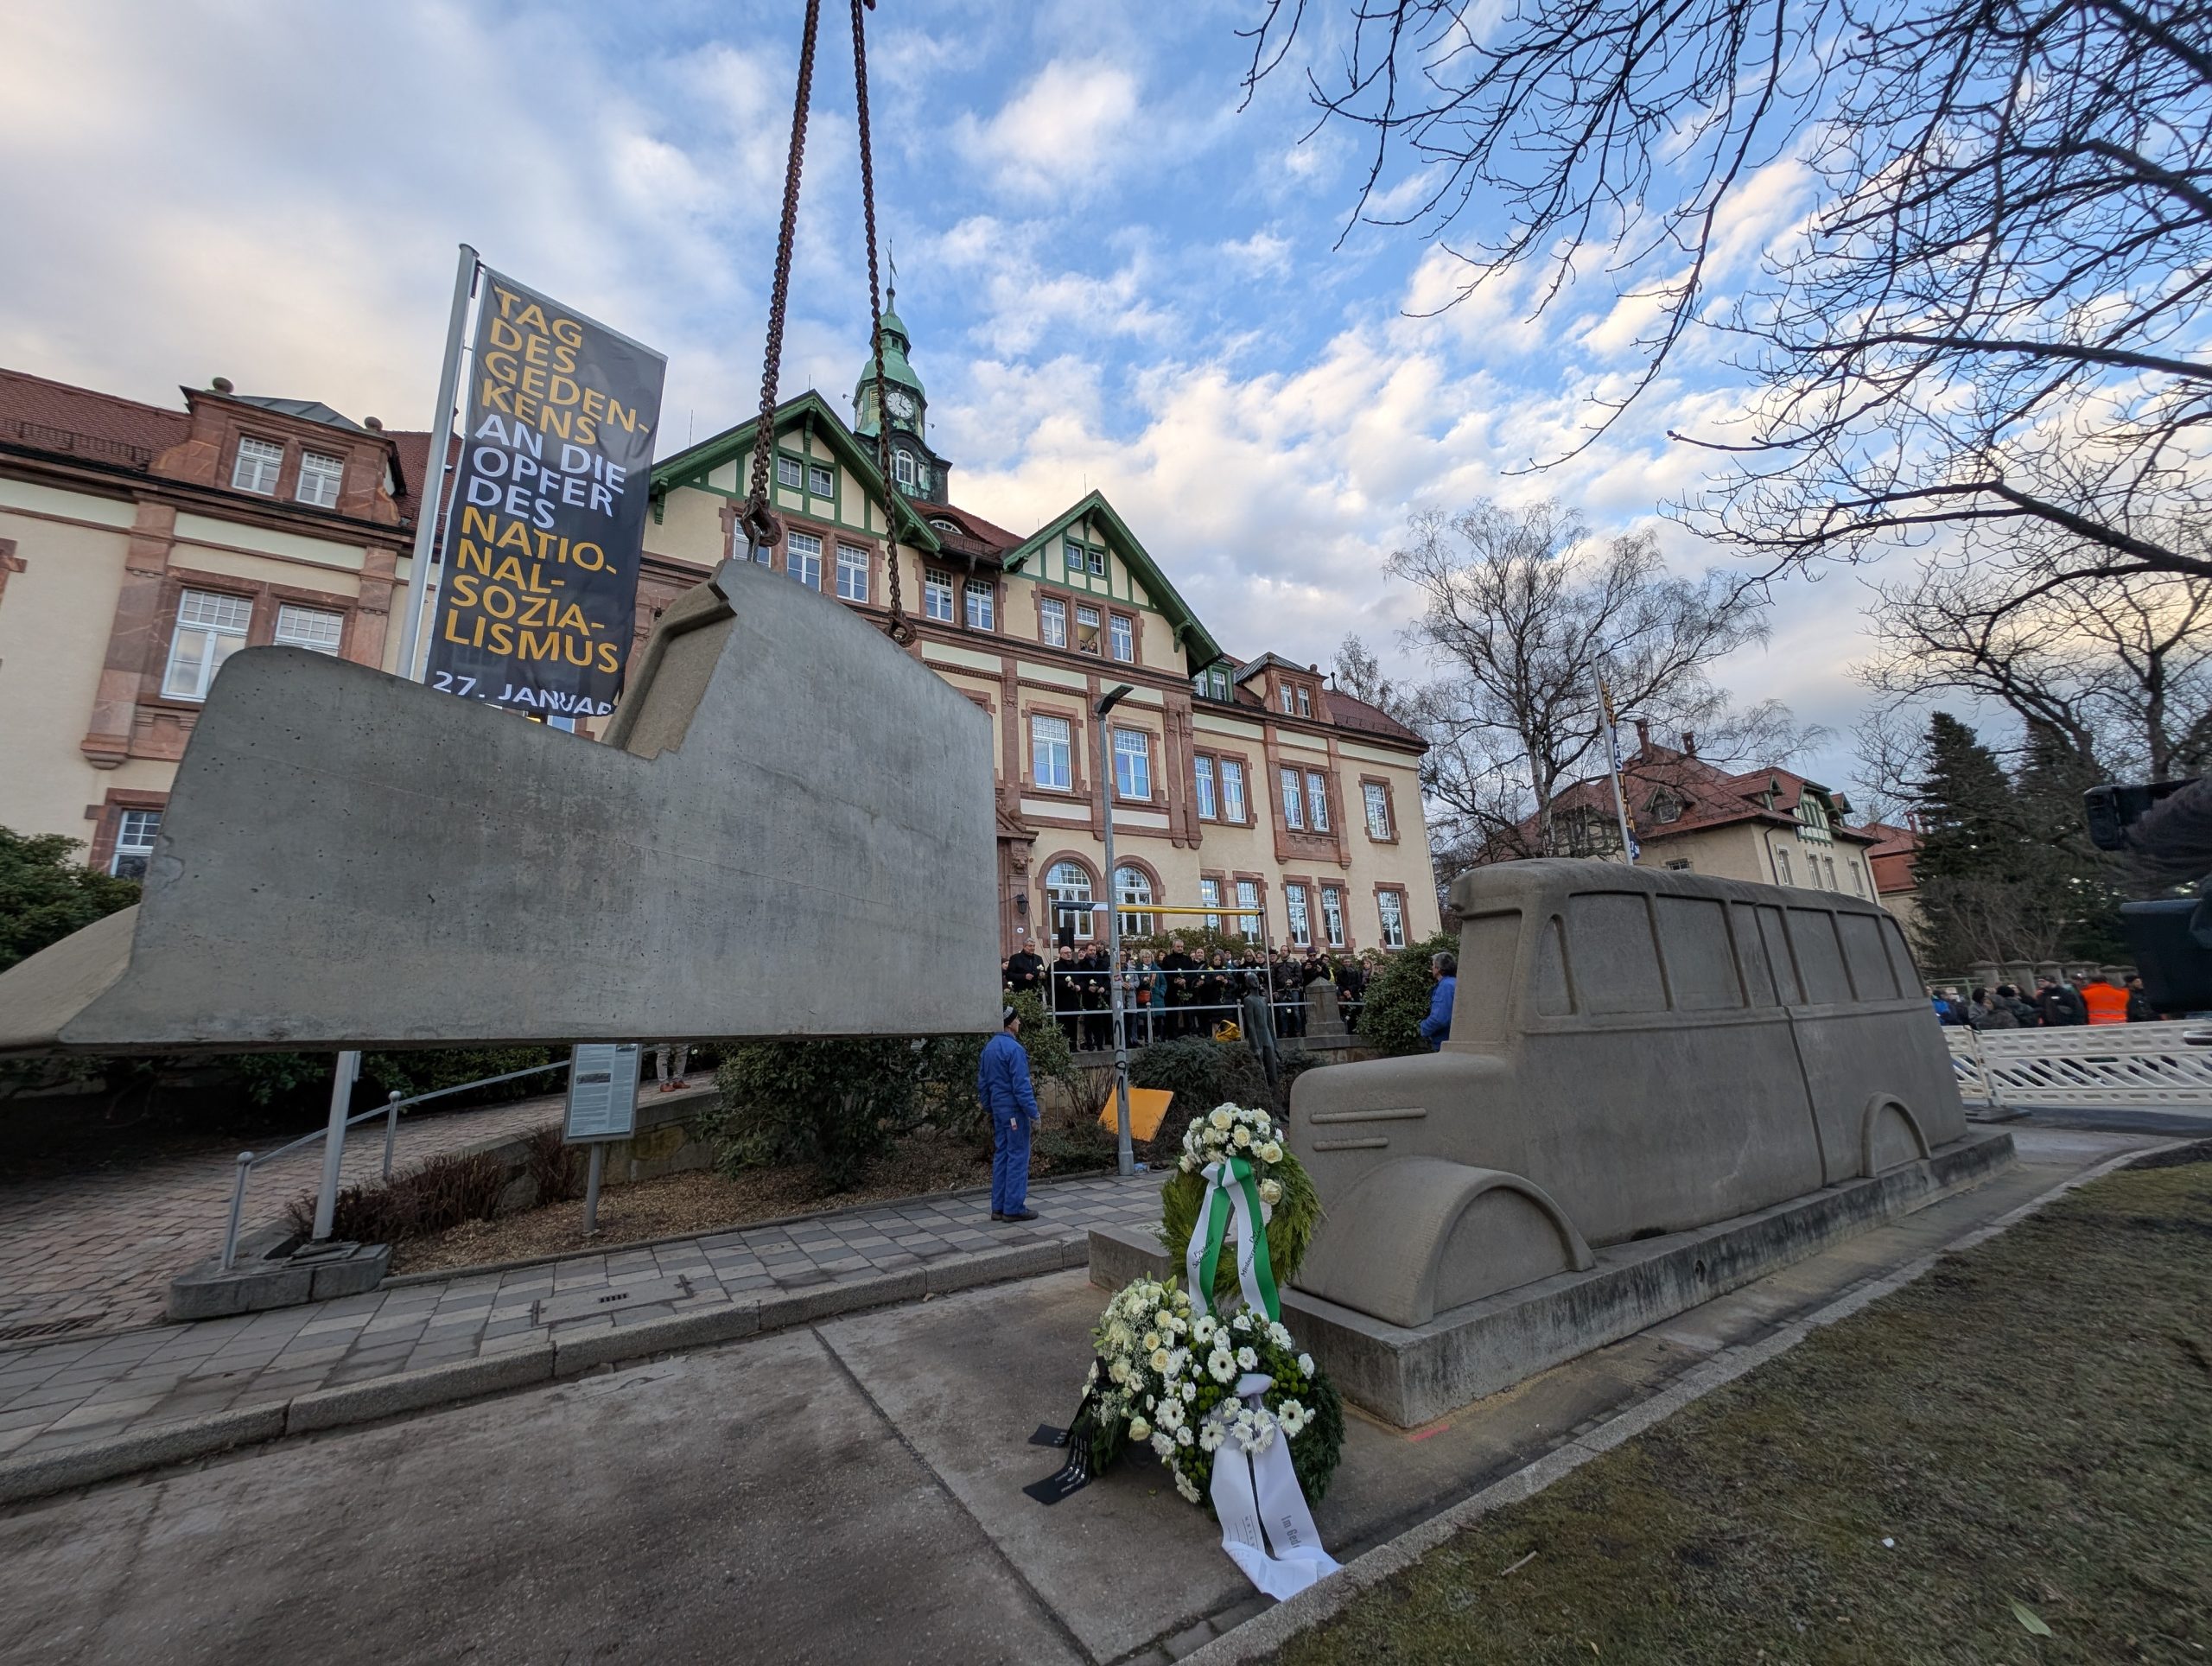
0, 367, 436, 875
640, 301, 1442, 956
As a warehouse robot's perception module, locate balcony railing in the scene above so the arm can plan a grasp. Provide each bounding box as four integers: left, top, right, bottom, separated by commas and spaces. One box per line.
2, 418, 153, 468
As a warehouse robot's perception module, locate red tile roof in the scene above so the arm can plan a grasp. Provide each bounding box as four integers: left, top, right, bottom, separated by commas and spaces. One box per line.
1543, 742, 1880, 845
0, 366, 189, 468
1327, 690, 1423, 746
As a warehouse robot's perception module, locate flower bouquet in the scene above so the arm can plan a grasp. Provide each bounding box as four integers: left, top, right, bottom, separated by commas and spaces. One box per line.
1159, 1102, 1321, 1309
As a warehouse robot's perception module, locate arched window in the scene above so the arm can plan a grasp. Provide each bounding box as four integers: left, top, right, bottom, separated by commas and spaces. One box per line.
1046, 861, 1094, 942
1115, 865, 1154, 937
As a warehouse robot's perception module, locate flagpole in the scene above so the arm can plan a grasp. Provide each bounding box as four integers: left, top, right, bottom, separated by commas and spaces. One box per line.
392, 243, 480, 686
1596, 672, 1638, 865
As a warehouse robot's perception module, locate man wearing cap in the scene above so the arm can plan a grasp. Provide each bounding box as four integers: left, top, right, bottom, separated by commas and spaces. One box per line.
979, 1004, 1042, 1223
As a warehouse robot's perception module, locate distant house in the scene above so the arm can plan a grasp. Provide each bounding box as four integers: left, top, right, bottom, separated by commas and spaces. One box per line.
1857, 819, 1926, 944
1492, 726, 1889, 913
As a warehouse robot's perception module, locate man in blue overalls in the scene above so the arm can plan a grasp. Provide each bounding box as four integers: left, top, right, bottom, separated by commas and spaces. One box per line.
980, 1004, 1041, 1222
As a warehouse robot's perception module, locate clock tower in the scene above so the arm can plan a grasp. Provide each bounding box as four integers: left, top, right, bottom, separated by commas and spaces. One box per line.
852, 286, 952, 504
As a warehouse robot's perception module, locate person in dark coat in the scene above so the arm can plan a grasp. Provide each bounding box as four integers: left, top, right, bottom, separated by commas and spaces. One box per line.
1051, 944, 1083, 1048
2126, 974, 2158, 1022
1967, 987, 2018, 1030
1160, 938, 1199, 1040
2034, 976, 2088, 1027
1199, 950, 1231, 1035
978, 1005, 1040, 1221
1005, 941, 1046, 1004
1997, 983, 2039, 1027
1078, 944, 1113, 1052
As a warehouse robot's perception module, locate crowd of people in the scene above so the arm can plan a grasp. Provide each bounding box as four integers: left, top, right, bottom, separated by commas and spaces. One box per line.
1929, 971, 2158, 1029
1000, 936, 1376, 1052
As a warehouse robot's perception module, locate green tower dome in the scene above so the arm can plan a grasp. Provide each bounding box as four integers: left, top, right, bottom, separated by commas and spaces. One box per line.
854, 292, 925, 436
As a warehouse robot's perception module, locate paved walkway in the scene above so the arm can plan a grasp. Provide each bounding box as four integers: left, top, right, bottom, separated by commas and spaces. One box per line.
0, 1170, 1164, 1472
0, 1093, 569, 1339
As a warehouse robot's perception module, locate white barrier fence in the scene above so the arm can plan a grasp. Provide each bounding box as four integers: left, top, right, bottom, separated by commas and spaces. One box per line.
1947, 1020, 2212, 1110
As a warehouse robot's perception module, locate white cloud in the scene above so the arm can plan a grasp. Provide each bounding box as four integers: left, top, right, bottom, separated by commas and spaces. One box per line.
951, 57, 1142, 204
1217, 231, 1292, 277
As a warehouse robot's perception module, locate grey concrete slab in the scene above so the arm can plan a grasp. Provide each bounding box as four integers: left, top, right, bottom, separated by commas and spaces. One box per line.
0, 1331, 1082, 1666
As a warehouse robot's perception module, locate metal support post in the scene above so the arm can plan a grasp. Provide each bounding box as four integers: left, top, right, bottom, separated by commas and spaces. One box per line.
1096, 684, 1136, 1178
582, 1143, 606, 1235
392, 242, 480, 684
220, 1152, 252, 1270
310, 1050, 362, 1241
381, 1090, 403, 1180
1596, 671, 1637, 864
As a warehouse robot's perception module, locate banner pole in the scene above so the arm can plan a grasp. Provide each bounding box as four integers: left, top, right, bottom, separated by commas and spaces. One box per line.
393, 242, 480, 686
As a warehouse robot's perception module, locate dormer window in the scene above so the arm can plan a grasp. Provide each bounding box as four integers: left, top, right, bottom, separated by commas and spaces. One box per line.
893, 450, 918, 491
296, 449, 345, 509
232, 436, 283, 496
1648, 789, 1684, 825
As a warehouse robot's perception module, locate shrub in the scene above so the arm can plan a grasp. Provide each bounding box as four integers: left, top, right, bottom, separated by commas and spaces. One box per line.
0, 826, 139, 974
522, 1123, 584, 1205
1356, 932, 1458, 1056
702, 1038, 920, 1191
286, 1148, 508, 1244
1128, 1036, 1276, 1151
1034, 1117, 1120, 1176
917, 1032, 988, 1145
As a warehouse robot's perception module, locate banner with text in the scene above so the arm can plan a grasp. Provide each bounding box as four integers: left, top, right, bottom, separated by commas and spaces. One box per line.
425, 267, 666, 718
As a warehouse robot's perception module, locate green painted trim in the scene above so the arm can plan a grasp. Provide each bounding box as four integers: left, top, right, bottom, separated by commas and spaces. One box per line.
1005, 491, 1220, 668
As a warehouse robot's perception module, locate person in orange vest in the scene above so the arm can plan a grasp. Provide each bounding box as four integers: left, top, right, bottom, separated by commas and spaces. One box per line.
2081, 972, 2130, 1026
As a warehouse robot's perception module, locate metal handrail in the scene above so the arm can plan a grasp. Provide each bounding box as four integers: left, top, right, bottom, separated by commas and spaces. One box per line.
219, 1059, 569, 1269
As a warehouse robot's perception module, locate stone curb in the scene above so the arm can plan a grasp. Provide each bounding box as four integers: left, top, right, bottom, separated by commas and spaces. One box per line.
0, 1226, 1100, 1508
1178, 1136, 2185, 1666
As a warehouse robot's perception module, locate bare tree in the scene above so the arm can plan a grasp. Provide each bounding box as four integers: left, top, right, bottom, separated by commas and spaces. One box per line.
1859, 562, 2212, 781
1243, 0, 2212, 600
1330, 633, 1413, 723
1385, 499, 1803, 855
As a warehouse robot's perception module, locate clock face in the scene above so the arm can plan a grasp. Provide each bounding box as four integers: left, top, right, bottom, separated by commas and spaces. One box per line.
887, 389, 917, 420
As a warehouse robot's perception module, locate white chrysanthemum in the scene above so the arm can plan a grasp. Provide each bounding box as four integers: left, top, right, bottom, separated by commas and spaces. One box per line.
1278, 1400, 1308, 1437
1236, 1345, 1257, 1370
1198, 1420, 1226, 1453
1268, 1321, 1293, 1350
1167, 1349, 1189, 1377
1208, 1351, 1236, 1383
1209, 1107, 1233, 1131
1297, 1353, 1315, 1376
1174, 1472, 1201, 1504
1192, 1315, 1216, 1344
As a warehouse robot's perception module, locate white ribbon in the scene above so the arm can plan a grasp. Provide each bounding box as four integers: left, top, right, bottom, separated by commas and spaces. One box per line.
1205, 1372, 1339, 1600
1184, 1159, 1272, 1320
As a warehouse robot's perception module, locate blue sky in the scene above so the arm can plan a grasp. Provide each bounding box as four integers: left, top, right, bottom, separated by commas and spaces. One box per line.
0, 0, 1900, 792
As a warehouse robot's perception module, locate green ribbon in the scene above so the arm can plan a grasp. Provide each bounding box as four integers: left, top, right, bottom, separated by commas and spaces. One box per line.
1192, 1155, 1281, 1324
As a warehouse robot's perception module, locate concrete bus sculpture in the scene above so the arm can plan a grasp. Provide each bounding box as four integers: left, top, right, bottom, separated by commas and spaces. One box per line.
1288, 861, 1974, 1330
0, 556, 1000, 1054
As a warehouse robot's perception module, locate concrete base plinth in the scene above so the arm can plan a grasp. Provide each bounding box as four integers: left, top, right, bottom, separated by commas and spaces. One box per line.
168, 1240, 390, 1322
1090, 1128, 2017, 1427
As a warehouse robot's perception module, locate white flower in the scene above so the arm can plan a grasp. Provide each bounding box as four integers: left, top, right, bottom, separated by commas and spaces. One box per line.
1230, 1312, 1252, 1332
1166, 1349, 1189, 1377
1145, 1394, 1156, 1410
1210, 1107, 1233, 1131
1198, 1421, 1226, 1453
1129, 1416, 1151, 1440
1109, 1360, 1129, 1384
1236, 1345, 1257, 1370
1297, 1353, 1314, 1376
1232, 1125, 1253, 1148
1260, 1141, 1283, 1164
1151, 1431, 1176, 1459
1183, 1382, 1198, 1402
1278, 1400, 1308, 1437
1192, 1315, 1217, 1345
1174, 1472, 1202, 1504
1150, 1348, 1171, 1373
1177, 1426, 1195, 1447
1258, 1180, 1282, 1206
1208, 1351, 1237, 1383
1268, 1321, 1293, 1350
1178, 1154, 1195, 1173
1143, 1331, 1160, 1350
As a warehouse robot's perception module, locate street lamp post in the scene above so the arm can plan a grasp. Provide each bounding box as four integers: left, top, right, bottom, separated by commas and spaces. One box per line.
1096, 683, 1137, 1178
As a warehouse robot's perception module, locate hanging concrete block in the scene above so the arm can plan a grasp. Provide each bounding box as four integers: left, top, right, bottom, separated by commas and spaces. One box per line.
0, 558, 998, 1052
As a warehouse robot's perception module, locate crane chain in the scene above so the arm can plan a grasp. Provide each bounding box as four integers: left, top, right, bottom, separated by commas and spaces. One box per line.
852, 0, 914, 645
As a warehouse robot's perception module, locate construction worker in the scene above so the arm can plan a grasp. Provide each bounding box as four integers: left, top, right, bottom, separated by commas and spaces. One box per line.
2082, 972, 2129, 1026
979, 1004, 1040, 1222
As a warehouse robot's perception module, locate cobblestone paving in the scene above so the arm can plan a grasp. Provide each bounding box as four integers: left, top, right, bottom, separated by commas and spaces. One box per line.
0, 1094, 569, 1337
0, 1172, 1162, 1465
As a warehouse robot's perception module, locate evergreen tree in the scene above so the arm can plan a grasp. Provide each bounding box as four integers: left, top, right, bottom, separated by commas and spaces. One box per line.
2012, 722, 2128, 960
1909, 714, 2033, 968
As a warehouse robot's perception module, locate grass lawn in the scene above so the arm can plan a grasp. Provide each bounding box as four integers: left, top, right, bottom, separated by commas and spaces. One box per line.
1280, 1146, 2212, 1665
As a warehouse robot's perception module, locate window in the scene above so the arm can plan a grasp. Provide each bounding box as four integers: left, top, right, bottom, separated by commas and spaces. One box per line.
836, 544, 869, 602
893, 449, 918, 491
1849, 860, 1866, 898
924, 569, 954, 622
1655, 896, 1742, 1010
1280, 767, 1305, 830
1648, 789, 1683, 825
1031, 715, 1071, 791
1296, 685, 1312, 718
1286, 883, 1312, 947
1321, 885, 1346, 948
1280, 684, 1295, 715
1377, 890, 1406, 950
1075, 604, 1102, 654
1236, 879, 1260, 939
296, 450, 344, 509
776, 454, 804, 489
1221, 760, 1246, 823
1063, 537, 1085, 577
1088, 545, 1107, 576
1194, 755, 1217, 820
785, 531, 823, 589
1046, 861, 1094, 942
1039, 595, 1066, 648
1665, 858, 1694, 872
162, 589, 251, 699
1306, 772, 1330, 832
1363, 782, 1392, 840
1115, 865, 1154, 936
1567, 893, 1666, 1015
1824, 855, 1840, 890
273, 604, 344, 654
111, 810, 160, 880
1192, 666, 1231, 702
1776, 847, 1795, 886
964, 580, 995, 632
232, 436, 283, 495
1199, 876, 1223, 932
1113, 728, 1151, 800
1109, 614, 1134, 662
807, 462, 834, 499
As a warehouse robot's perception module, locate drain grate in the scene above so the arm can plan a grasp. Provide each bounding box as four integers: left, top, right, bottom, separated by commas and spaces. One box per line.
531, 1275, 693, 1327
0, 1314, 101, 1345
